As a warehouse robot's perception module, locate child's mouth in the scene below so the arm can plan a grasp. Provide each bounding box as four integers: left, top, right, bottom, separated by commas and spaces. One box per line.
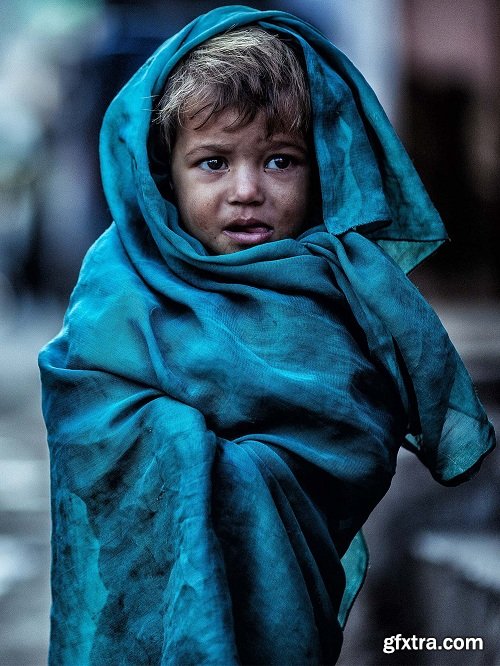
222, 220, 274, 245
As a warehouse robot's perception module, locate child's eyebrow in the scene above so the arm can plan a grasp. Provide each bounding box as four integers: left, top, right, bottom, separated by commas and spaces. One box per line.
184, 138, 308, 159
185, 143, 234, 158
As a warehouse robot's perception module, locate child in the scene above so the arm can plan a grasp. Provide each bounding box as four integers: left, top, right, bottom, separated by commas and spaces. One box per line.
39, 6, 495, 665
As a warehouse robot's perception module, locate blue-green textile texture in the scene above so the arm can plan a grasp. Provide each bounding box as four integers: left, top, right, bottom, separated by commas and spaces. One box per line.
39, 5, 495, 665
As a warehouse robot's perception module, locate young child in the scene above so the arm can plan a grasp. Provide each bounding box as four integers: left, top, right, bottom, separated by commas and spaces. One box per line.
39, 6, 495, 665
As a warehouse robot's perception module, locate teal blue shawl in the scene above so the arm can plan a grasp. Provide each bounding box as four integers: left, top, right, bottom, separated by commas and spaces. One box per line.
39, 6, 495, 664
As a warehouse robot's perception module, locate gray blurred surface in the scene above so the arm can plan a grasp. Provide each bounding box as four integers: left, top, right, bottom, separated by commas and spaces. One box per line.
0, 300, 61, 666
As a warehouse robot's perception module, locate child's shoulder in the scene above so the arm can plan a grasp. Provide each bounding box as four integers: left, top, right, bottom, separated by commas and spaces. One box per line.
74, 223, 145, 296
66, 223, 160, 338
58, 224, 165, 384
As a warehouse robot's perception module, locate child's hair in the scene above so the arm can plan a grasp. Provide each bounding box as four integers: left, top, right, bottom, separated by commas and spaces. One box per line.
155, 26, 311, 152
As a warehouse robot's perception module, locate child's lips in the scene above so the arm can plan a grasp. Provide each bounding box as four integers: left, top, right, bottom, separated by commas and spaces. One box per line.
222, 219, 274, 245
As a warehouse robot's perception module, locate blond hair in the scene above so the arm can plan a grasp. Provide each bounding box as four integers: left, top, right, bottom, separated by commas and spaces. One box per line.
155, 26, 311, 151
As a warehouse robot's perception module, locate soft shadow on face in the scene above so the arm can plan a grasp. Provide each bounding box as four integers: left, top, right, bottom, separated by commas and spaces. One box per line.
169, 109, 312, 255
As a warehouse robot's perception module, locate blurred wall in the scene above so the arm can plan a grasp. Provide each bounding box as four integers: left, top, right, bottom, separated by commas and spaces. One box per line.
402, 0, 500, 296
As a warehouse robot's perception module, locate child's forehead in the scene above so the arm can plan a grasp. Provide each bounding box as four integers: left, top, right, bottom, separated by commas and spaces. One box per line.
175, 107, 309, 153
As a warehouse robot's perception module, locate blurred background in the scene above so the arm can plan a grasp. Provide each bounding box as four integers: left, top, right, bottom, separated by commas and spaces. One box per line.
0, 0, 498, 664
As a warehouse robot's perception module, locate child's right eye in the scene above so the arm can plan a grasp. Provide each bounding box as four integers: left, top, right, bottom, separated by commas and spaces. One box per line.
198, 157, 227, 171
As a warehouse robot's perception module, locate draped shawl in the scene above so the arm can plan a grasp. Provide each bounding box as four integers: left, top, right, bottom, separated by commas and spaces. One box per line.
39, 6, 495, 665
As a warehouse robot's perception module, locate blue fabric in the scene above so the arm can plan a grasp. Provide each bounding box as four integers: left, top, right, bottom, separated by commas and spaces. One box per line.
39, 5, 495, 664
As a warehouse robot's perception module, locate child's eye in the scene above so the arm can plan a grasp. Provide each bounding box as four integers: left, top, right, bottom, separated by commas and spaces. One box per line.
265, 155, 294, 170
198, 157, 227, 171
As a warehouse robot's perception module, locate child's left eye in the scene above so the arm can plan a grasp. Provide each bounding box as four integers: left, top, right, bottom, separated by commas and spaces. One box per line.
265, 155, 293, 170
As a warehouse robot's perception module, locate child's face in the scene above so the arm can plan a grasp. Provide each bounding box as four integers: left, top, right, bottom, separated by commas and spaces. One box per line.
170, 108, 311, 254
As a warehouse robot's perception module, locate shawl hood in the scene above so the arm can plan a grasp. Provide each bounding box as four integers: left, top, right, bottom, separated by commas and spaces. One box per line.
100, 4, 446, 275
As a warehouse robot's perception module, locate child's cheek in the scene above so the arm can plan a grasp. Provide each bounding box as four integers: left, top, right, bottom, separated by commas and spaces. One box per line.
273, 173, 311, 236
180, 183, 221, 237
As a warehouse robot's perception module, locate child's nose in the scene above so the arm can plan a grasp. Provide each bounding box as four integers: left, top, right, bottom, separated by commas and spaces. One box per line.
227, 165, 265, 205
